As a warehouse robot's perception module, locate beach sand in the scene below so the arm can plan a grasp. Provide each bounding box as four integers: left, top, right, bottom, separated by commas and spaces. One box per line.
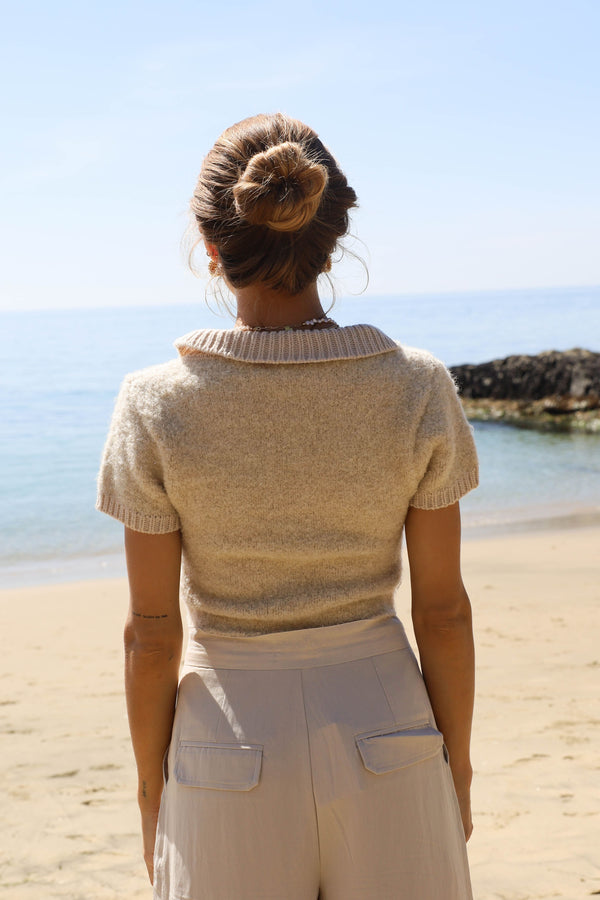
1, 526, 599, 899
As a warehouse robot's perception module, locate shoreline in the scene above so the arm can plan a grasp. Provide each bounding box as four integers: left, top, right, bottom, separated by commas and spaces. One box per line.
2, 504, 600, 590
461, 506, 600, 539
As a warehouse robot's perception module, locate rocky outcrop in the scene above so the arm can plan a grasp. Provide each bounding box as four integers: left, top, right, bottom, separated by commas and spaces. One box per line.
450, 349, 600, 433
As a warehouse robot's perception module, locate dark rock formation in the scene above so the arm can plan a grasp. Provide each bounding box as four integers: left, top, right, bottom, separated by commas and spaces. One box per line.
451, 348, 600, 400
450, 349, 600, 433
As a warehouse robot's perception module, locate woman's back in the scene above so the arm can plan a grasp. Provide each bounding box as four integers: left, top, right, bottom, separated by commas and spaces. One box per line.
98, 324, 477, 634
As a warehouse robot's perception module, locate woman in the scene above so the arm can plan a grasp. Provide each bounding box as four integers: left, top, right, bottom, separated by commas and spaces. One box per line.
97, 112, 478, 900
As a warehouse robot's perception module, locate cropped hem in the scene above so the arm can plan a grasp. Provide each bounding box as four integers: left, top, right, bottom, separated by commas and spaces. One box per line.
408, 469, 479, 510
96, 493, 181, 534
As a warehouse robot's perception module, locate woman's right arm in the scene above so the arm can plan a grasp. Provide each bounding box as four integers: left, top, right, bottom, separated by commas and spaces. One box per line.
404, 501, 474, 841
123, 526, 183, 882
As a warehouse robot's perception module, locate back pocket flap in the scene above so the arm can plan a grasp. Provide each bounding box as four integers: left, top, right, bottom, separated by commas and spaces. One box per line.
356, 722, 443, 774
174, 740, 263, 790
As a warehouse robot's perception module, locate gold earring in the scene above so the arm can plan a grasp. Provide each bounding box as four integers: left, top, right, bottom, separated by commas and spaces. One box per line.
323, 256, 332, 273
208, 257, 219, 276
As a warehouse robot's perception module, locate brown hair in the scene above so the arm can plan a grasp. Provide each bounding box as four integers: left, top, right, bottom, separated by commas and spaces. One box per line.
189, 113, 358, 294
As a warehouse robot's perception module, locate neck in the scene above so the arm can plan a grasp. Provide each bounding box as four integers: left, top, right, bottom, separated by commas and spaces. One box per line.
234, 282, 327, 330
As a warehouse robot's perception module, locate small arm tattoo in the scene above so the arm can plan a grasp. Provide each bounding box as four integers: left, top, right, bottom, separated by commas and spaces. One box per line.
132, 611, 169, 620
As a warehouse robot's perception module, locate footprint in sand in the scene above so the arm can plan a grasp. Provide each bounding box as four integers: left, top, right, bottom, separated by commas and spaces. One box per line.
511, 753, 550, 765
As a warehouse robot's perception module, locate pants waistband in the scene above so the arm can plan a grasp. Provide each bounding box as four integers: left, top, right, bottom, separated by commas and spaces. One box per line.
183, 614, 410, 670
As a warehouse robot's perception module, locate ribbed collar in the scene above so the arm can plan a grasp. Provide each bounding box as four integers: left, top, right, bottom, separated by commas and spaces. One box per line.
174, 324, 398, 364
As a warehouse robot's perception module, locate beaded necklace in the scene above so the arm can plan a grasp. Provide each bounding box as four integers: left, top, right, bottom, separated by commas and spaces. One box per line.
234, 315, 339, 333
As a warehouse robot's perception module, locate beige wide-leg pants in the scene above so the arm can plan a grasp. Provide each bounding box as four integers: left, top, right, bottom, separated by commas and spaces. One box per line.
153, 615, 473, 900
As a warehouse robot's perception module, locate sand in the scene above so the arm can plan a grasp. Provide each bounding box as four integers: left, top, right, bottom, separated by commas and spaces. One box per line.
1, 525, 599, 899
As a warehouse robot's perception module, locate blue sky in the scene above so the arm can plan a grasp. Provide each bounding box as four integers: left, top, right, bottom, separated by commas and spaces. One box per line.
2, 0, 599, 310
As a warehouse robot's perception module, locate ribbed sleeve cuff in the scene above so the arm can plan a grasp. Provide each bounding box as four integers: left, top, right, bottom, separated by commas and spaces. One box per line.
96, 493, 181, 534
408, 470, 480, 510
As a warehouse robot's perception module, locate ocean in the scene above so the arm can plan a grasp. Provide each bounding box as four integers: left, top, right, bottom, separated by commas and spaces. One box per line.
1, 285, 599, 587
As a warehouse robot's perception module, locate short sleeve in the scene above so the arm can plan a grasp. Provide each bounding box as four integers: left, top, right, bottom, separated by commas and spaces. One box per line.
409, 359, 479, 510
96, 376, 181, 534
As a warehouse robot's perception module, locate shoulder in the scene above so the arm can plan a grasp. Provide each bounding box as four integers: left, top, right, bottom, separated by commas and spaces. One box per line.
393, 342, 447, 371
387, 342, 456, 389
122, 357, 190, 398
116, 358, 194, 425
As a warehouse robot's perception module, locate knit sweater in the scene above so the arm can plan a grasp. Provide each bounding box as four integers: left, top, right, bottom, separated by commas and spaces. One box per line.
96, 324, 478, 635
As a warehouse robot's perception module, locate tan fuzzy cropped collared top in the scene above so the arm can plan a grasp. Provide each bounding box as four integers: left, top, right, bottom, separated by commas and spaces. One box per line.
97, 324, 478, 635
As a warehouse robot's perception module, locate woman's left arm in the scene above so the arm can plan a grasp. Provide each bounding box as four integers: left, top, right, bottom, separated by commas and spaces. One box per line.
123, 527, 183, 883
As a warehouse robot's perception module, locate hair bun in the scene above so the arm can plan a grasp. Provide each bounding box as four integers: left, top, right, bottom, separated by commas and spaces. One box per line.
233, 141, 328, 232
